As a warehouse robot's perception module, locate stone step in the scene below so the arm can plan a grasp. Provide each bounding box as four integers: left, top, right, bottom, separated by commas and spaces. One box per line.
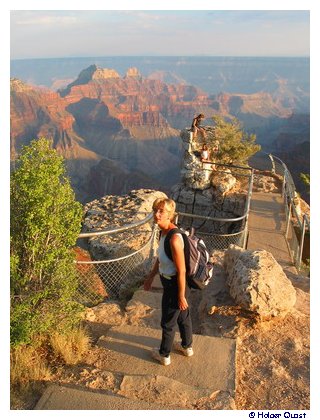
34, 384, 175, 410
97, 325, 236, 393
118, 373, 235, 409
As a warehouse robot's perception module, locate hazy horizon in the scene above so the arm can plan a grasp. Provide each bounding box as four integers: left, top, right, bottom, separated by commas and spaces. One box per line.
11, 54, 311, 61
10, 10, 309, 60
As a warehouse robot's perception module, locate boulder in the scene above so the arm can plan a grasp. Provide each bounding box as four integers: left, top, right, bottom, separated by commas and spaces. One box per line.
84, 301, 126, 325
211, 169, 237, 195
224, 245, 296, 318
253, 173, 279, 193
82, 189, 167, 260
125, 289, 162, 328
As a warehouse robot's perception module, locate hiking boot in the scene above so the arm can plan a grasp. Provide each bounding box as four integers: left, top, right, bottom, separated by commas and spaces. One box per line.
173, 342, 194, 357
151, 348, 171, 366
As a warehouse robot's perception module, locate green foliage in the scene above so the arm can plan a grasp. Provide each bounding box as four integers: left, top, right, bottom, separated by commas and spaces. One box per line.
209, 115, 261, 165
10, 138, 83, 346
300, 173, 310, 193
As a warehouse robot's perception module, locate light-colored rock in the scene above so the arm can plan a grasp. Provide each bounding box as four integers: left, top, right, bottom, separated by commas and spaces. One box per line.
253, 173, 279, 193
92, 67, 120, 79
125, 289, 162, 328
84, 301, 127, 325
118, 374, 216, 409
211, 170, 237, 194
180, 128, 212, 190
194, 390, 236, 410
224, 245, 296, 318
125, 67, 142, 78
82, 189, 167, 260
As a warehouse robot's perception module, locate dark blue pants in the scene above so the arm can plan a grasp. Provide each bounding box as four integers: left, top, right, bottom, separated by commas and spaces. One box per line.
159, 275, 193, 357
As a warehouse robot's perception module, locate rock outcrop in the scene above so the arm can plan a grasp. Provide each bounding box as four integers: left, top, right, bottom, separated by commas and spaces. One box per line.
125, 67, 142, 79
224, 245, 297, 318
171, 128, 246, 234
82, 189, 166, 260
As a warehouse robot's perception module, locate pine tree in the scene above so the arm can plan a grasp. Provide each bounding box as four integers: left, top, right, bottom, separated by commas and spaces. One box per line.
209, 115, 261, 166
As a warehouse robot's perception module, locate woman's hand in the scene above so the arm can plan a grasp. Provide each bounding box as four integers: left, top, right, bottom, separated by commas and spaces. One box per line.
178, 295, 189, 311
143, 276, 154, 291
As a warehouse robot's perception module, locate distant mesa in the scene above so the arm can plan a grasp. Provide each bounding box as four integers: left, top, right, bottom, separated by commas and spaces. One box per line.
148, 70, 187, 85
125, 67, 142, 79
59, 64, 121, 97
10, 78, 34, 92
92, 67, 120, 79
60, 65, 143, 97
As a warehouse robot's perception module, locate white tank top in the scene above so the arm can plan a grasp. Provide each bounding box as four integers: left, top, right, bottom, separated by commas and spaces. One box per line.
158, 232, 184, 277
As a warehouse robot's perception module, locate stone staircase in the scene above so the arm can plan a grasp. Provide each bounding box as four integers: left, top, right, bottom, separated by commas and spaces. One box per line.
35, 267, 237, 410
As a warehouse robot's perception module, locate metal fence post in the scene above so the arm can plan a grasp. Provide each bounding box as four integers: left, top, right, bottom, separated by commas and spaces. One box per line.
285, 201, 292, 239
297, 215, 306, 272
243, 217, 249, 249
282, 168, 287, 198
268, 153, 276, 174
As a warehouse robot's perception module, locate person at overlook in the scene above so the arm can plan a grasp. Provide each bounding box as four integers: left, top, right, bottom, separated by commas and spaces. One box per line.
144, 198, 193, 366
201, 143, 209, 162
191, 113, 206, 140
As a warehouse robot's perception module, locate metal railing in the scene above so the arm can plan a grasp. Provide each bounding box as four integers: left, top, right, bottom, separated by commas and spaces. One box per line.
250, 151, 310, 272
73, 150, 308, 307
74, 163, 254, 304
176, 161, 254, 253
74, 214, 157, 305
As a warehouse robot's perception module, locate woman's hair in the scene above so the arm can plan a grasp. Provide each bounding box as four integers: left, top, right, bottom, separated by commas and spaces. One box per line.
197, 113, 205, 118
152, 198, 176, 221
202, 144, 208, 150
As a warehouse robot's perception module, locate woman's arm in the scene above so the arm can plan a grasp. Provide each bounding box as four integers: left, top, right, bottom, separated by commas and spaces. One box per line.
143, 258, 159, 291
170, 234, 188, 310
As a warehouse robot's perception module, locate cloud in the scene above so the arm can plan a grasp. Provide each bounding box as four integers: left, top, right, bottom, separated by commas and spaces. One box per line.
11, 10, 83, 31
207, 10, 309, 25
10, 10, 310, 59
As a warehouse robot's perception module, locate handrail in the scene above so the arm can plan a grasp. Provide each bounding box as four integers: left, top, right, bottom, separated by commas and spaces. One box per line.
202, 160, 253, 172
79, 163, 254, 240
251, 150, 310, 272
257, 151, 309, 226
78, 212, 153, 238
76, 226, 157, 264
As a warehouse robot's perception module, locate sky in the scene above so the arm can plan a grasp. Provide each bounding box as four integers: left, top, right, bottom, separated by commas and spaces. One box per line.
10, 9, 310, 59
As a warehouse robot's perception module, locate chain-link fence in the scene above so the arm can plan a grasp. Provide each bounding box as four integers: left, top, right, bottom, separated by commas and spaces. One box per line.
175, 162, 253, 251
74, 215, 157, 305
196, 229, 247, 254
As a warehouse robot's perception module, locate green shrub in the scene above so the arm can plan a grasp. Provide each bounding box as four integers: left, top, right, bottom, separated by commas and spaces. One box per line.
10, 138, 83, 346
210, 115, 261, 166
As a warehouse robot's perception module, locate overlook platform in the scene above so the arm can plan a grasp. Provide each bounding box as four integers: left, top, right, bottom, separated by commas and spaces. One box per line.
247, 191, 297, 274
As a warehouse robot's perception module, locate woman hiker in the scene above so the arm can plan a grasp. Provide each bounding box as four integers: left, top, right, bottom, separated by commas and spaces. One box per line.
144, 198, 193, 366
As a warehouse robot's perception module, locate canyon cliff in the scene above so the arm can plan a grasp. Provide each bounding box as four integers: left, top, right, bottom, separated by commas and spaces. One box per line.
10, 64, 309, 202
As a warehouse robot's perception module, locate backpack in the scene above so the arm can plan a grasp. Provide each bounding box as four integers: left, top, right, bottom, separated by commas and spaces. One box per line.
163, 227, 213, 290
